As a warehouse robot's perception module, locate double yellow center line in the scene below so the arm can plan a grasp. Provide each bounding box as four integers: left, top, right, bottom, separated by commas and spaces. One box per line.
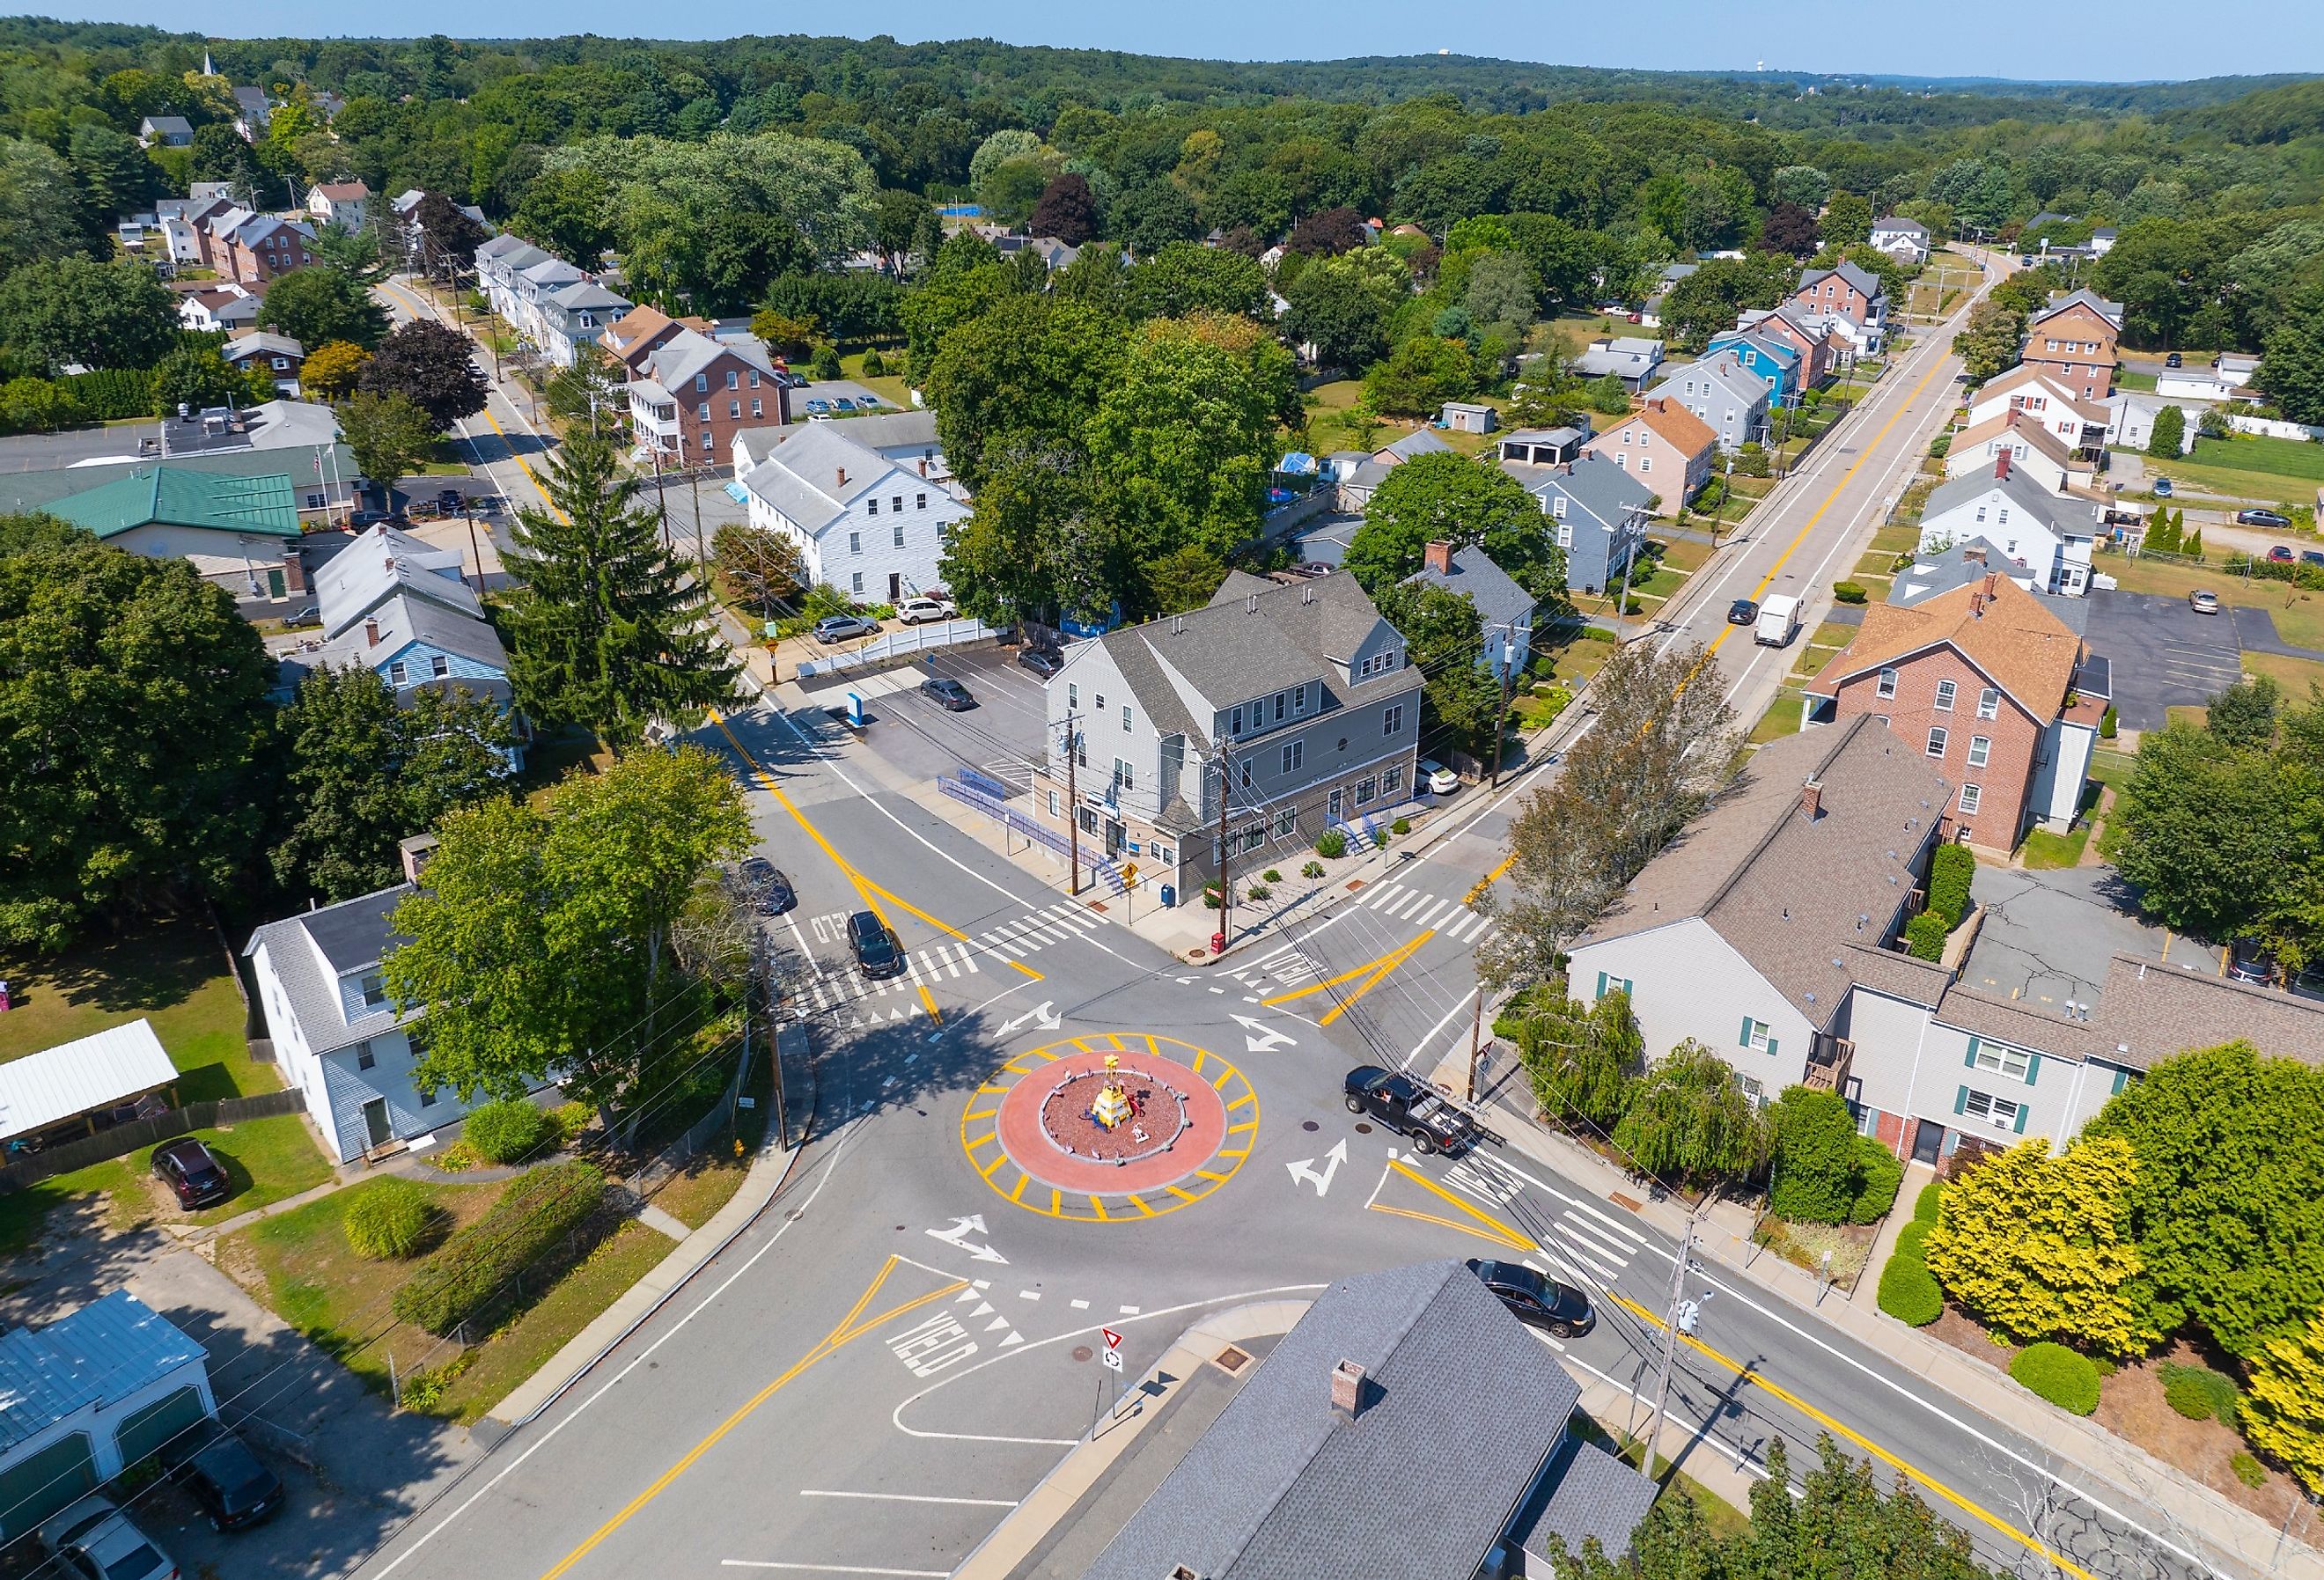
1261, 932, 1431, 1026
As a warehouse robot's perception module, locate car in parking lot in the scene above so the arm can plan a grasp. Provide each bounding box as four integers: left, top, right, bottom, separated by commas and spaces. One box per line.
1466, 1258, 1594, 1337
739, 856, 794, 915
919, 675, 975, 710
159, 1421, 284, 1532
1727, 597, 1759, 626
813, 614, 877, 644
2304, 550, 2324, 569
896, 596, 956, 624
847, 910, 903, 979
2268, 545, 2297, 562
2188, 588, 2220, 614
1420, 759, 1459, 796
438, 488, 465, 514
2229, 937, 2278, 986
1016, 647, 1063, 679
38, 1495, 175, 1580
804, 398, 831, 415
1290, 561, 1334, 578
151, 1137, 232, 1209
833, 397, 857, 413
349, 509, 392, 527
1342, 1066, 1477, 1155
2238, 508, 2293, 528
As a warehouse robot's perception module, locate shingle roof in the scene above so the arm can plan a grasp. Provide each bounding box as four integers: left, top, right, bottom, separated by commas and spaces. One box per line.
313, 590, 509, 675
641, 328, 776, 390
1948, 409, 2081, 471
46, 467, 303, 540
222, 332, 303, 362
734, 409, 939, 467
1085, 1261, 1634, 1580
1631, 396, 1718, 457
1516, 1435, 1662, 1566
316, 524, 482, 638
0, 1019, 178, 1143
242, 884, 418, 1057
1888, 548, 2091, 636
1377, 429, 1451, 463
0, 1292, 207, 1454
1648, 353, 1769, 413
1872, 217, 1930, 237
1806, 575, 2081, 720
1403, 545, 1535, 634
739, 422, 896, 537
141, 114, 192, 136
1918, 462, 2098, 544
2032, 289, 2124, 329
313, 180, 369, 201
1932, 986, 2084, 1052
2085, 953, 2324, 1071
1582, 717, 1953, 1031
1503, 453, 1654, 533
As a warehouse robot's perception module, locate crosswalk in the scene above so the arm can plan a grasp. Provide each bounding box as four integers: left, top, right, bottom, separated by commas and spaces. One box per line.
1357, 879, 1498, 944
977, 898, 1108, 956
793, 938, 982, 1014
1441, 1157, 1650, 1290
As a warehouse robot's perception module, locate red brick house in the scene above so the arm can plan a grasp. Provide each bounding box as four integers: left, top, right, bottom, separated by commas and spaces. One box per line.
625, 329, 785, 465
1803, 575, 2102, 851
2020, 290, 2123, 401
201, 211, 316, 286
1787, 260, 1887, 356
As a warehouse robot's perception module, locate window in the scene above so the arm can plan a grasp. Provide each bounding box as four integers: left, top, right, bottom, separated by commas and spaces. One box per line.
893, 523, 905, 548
1273, 809, 1296, 838
700, 431, 713, 452
1961, 1088, 2019, 1129
1355, 775, 1378, 806
1934, 680, 1957, 711
1047, 789, 1061, 817
1926, 726, 1948, 758
1067, 684, 1077, 709
867, 497, 879, 515
1972, 1038, 2032, 1080
1740, 1018, 1776, 1055
361, 974, 386, 1008
1075, 731, 1086, 767
849, 532, 861, 555
726, 370, 739, 389
430, 655, 450, 679
1555, 520, 1573, 548
1274, 692, 1286, 723
1639, 455, 1653, 474
695, 374, 709, 393
1876, 667, 1897, 699
916, 493, 927, 510
1967, 735, 1991, 768
850, 572, 864, 594
1854, 1103, 1880, 1138
749, 371, 761, 387
751, 399, 762, 418
1239, 761, 1252, 790
1281, 741, 1304, 774
1975, 505, 1987, 524
1121, 704, 1132, 731
1614, 452, 1627, 469
1292, 684, 1308, 717
1959, 783, 1983, 814
728, 401, 740, 419
1552, 496, 1567, 519
357, 1044, 376, 1070
1383, 704, 1405, 737
305, 492, 326, 510
387, 661, 408, 685
1231, 704, 1243, 734
1594, 971, 1633, 1000
1152, 842, 1174, 865
893, 496, 903, 513
1383, 764, 1402, 794
419, 1085, 439, 1108
1113, 758, 1132, 792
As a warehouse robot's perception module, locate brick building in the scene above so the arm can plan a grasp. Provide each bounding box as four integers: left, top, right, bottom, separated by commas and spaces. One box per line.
2020, 290, 2124, 402
627, 329, 786, 466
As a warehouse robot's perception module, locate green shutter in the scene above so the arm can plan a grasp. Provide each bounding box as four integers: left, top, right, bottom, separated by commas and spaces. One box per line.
1765, 1038, 1779, 1058
1964, 1036, 1981, 1069
2110, 1068, 2129, 1094
1740, 1016, 1754, 1048
1953, 1084, 1968, 1114
2013, 1101, 2030, 1135
2025, 1053, 2041, 1086
1597, 971, 1609, 997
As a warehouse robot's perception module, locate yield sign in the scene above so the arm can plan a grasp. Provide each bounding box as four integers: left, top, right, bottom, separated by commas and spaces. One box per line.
1101, 1327, 1123, 1351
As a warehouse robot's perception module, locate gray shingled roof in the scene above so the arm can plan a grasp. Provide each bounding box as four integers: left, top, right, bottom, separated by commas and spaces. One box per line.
734, 408, 939, 467
2085, 953, 2324, 1071
644, 328, 776, 391
1919, 464, 2095, 542
1379, 430, 1452, 463
1798, 259, 1885, 301
313, 591, 508, 674
1649, 354, 1769, 414
1085, 1260, 1631, 1580
316, 525, 482, 638
242, 885, 418, 1056
1404, 545, 1535, 634
1517, 1436, 1662, 1566
739, 422, 894, 536
1503, 453, 1654, 534
1890, 550, 2091, 636
1932, 986, 2085, 1052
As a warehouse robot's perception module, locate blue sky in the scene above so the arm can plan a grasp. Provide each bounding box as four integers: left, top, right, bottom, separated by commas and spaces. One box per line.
52, 0, 2322, 84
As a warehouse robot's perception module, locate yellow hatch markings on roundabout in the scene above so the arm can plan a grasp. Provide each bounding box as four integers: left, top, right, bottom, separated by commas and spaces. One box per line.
1261, 932, 1431, 1027
538, 1256, 966, 1580
1364, 1157, 1538, 1252
1607, 1290, 2094, 1580
962, 1033, 1256, 1223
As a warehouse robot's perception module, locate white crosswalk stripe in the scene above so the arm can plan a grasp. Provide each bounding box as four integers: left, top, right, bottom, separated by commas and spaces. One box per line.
1365, 882, 1404, 910
1555, 1214, 1633, 1268
1408, 895, 1450, 929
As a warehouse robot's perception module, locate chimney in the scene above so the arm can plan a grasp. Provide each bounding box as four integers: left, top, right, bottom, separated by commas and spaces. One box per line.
1800, 779, 1823, 821
364, 617, 379, 647
917, 457, 928, 477
1984, 571, 2000, 601
398, 833, 439, 884
1423, 540, 1454, 575
1994, 451, 2011, 481
836, 467, 847, 489
1329, 1358, 1367, 1421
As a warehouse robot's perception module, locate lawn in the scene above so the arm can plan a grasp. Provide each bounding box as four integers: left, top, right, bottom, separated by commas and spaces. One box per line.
1655, 537, 1717, 573
2192, 434, 2324, 483
0, 916, 276, 1100
2087, 747, 2139, 790
428, 1221, 673, 1423
2239, 650, 2324, 697
1749, 688, 1808, 745
0, 1113, 330, 1253
838, 351, 911, 411
1539, 631, 1618, 687
2020, 824, 2092, 871
2115, 370, 2158, 393
2138, 460, 2316, 513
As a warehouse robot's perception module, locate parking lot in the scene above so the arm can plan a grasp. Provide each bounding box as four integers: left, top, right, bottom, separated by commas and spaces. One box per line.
838, 639, 1055, 786
2085, 589, 2245, 729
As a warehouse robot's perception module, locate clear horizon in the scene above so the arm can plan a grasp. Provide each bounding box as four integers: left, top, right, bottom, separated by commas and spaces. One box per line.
25, 1, 2322, 86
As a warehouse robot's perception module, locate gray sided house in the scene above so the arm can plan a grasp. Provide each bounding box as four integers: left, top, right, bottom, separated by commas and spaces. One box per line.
1501, 452, 1654, 596
1646, 353, 1772, 453
1032, 571, 1424, 893
1403, 540, 1536, 676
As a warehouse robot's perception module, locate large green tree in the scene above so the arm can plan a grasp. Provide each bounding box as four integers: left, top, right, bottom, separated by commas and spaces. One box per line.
1370, 579, 1503, 753
502, 432, 739, 752
340, 391, 441, 496
1612, 1039, 1769, 1189
270, 665, 515, 904
2259, 282, 2324, 426
0, 256, 177, 373
1951, 298, 2024, 385
1121, 242, 1267, 321
1511, 987, 1640, 1127
0, 139, 91, 276
357, 318, 489, 428
256, 266, 390, 349
0, 533, 272, 950
1283, 260, 1387, 371
1658, 253, 1797, 351
924, 294, 1125, 492
2106, 718, 2293, 944
1347, 451, 1563, 598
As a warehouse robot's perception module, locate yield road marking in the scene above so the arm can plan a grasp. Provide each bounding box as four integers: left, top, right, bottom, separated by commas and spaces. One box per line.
539, 1257, 967, 1580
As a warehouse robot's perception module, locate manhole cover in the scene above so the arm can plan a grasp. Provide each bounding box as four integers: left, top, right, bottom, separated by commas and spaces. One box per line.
1354, 1123, 1373, 1134
1071, 1346, 1094, 1363
1302, 1121, 1319, 1132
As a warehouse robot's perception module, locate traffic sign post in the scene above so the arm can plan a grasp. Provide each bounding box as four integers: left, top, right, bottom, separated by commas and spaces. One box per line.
1102, 1328, 1127, 1418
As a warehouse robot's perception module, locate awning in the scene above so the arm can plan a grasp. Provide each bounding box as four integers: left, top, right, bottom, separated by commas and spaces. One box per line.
0, 1019, 178, 1141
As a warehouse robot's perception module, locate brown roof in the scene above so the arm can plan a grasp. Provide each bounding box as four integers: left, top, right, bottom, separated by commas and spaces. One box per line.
1932, 985, 2083, 1051
1629, 397, 1717, 459
1947, 411, 2083, 472
1977, 364, 2111, 425
1583, 717, 1953, 1030
603, 305, 714, 360
1804, 575, 2082, 720
313, 180, 369, 201
2085, 953, 2324, 1071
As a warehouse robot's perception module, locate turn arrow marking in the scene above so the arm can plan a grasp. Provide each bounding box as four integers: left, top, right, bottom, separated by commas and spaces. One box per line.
925, 1215, 1010, 1263
998, 1000, 1063, 1035
1229, 1014, 1297, 1054
1286, 1138, 1349, 1196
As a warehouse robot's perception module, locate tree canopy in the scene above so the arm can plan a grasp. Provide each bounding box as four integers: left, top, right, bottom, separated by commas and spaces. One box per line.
1348, 451, 1564, 599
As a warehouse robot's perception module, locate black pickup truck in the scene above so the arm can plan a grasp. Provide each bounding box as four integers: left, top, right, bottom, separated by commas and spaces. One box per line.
1343, 1066, 1481, 1155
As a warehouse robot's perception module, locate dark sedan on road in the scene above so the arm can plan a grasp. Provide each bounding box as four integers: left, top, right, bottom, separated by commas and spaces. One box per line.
151, 1137, 232, 1209
1343, 1066, 1477, 1155
739, 856, 794, 915
920, 676, 975, 710
1467, 1258, 1595, 1337
160, 1421, 283, 1532
848, 911, 904, 980
1727, 598, 1759, 626
2237, 508, 2292, 529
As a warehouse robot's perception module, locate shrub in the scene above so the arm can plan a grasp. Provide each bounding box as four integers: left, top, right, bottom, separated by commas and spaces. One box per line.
343, 1178, 438, 1260
2100, 705, 2117, 740
1929, 435, 1953, 459
1915, 1179, 1944, 1224
1390, 817, 1410, 834
2011, 1342, 2102, 1415
2232, 1452, 2268, 1488
1300, 861, 1324, 878
1927, 843, 1975, 927
1878, 1254, 1943, 1326
1316, 830, 1347, 859
1832, 581, 1868, 605
1246, 884, 1271, 901
461, 1099, 555, 1165
1849, 1135, 1905, 1224
1895, 1221, 1931, 1260
1373, 827, 1390, 849
1578, 626, 1618, 644
2159, 1362, 2240, 1424
1770, 1087, 1860, 1224
860, 348, 888, 378
1262, 868, 1283, 883
1904, 910, 1948, 960
391, 1160, 607, 1335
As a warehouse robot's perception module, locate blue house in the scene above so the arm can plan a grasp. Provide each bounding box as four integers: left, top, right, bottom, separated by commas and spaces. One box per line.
1498, 453, 1655, 597
1402, 541, 1537, 678
1705, 330, 1803, 408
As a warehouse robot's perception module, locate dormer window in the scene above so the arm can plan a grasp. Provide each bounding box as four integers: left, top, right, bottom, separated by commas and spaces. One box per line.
361, 973, 386, 1008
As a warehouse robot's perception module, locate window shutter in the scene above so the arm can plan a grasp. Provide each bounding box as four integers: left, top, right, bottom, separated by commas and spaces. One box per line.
2025, 1054, 2041, 1086
1765, 1038, 1779, 1059
2111, 1068, 2129, 1095
2013, 1102, 2030, 1135
1953, 1085, 1968, 1114
1597, 971, 1608, 997
1740, 1016, 1754, 1048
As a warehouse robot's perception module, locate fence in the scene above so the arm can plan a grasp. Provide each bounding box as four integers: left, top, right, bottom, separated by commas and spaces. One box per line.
2226, 414, 2324, 444
0, 1090, 307, 1191
626, 1034, 750, 1197
937, 773, 1128, 894
792, 618, 1003, 680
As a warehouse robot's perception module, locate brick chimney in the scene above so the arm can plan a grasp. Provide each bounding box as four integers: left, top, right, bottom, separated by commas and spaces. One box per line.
917, 457, 928, 477
398, 833, 439, 884
364, 617, 379, 647
1994, 451, 2011, 481
1801, 779, 1823, 820
1329, 1358, 1367, 1421
836, 467, 848, 489
1423, 540, 1454, 576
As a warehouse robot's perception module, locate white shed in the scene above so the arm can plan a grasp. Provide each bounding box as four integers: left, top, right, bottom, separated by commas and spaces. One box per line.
0, 1019, 177, 1145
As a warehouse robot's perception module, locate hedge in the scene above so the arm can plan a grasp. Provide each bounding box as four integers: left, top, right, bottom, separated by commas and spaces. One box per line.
2159, 1362, 2239, 1424
1832, 581, 1868, 605
1894, 1221, 1931, 1260
1914, 1179, 1944, 1224
2223, 554, 2324, 592
2011, 1342, 2101, 1415
1904, 911, 1948, 960
461, 1099, 555, 1165
1849, 1135, 1905, 1224
63, 366, 158, 421
1877, 1253, 1943, 1326
1927, 844, 1975, 928
343, 1178, 437, 1260
390, 1160, 606, 1334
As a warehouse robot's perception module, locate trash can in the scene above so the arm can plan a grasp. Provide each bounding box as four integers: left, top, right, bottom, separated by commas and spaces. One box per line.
1159, 884, 1176, 908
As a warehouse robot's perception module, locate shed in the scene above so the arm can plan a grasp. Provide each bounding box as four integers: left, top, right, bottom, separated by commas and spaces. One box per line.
1441, 401, 1498, 434
0, 1020, 177, 1145
0, 1291, 213, 1537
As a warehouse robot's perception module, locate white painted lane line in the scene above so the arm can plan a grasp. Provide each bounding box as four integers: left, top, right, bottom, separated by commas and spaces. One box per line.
1555, 1216, 1633, 1268
1118, 1304, 1140, 1315
960, 947, 980, 974
905, 955, 929, 988
1542, 1232, 1623, 1282
1018, 1290, 1041, 1300
1401, 987, 1479, 1071
721, 1564, 948, 1576
1070, 1298, 1089, 1309
798, 1491, 1019, 1508
1390, 890, 1430, 920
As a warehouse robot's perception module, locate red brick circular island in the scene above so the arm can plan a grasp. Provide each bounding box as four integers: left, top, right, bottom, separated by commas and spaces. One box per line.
995, 1047, 1229, 1194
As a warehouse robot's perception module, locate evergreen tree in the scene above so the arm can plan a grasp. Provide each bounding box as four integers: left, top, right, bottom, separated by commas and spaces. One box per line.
502, 432, 738, 753
2146, 402, 2185, 459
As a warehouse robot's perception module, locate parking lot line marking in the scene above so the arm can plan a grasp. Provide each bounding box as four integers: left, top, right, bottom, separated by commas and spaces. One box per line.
979, 1151, 1010, 1179
964, 1107, 995, 1122
1089, 1195, 1108, 1221
798, 1490, 1021, 1508
1228, 1121, 1257, 1135
1070, 1298, 1089, 1309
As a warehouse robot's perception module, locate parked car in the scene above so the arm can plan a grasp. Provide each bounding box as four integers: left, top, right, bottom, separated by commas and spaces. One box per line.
848, 910, 903, 980
2019, 254, 2037, 268
1016, 647, 1063, 679
349, 510, 391, 527
2229, 937, 2278, 986
38, 1496, 175, 1580
437, 489, 464, 514
1342, 1066, 1477, 1156
804, 398, 831, 415
1420, 759, 1459, 796
2303, 550, 2324, 569
2269, 545, 2296, 563
2165, 352, 2183, 369
2152, 477, 2174, 497
813, 614, 877, 644
1466, 1258, 1595, 1337
151, 1137, 232, 1209
920, 675, 974, 710
2188, 589, 2221, 614
2241, 508, 2295, 528
739, 856, 794, 915
1291, 562, 1334, 578
833, 397, 857, 413
896, 596, 956, 624
1726, 598, 1759, 626
159, 1421, 283, 1532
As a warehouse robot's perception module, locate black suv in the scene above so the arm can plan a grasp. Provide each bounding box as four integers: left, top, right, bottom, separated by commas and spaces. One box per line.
1342, 1066, 1477, 1155
160, 1421, 283, 1532
1726, 598, 1758, 626
848, 910, 904, 979
1467, 1258, 1595, 1337
151, 1138, 232, 1209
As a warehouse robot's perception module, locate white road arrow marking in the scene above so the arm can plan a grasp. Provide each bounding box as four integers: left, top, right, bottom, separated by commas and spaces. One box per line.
1229, 1014, 1297, 1054
998, 1000, 1063, 1035
924, 1216, 1010, 1264
1286, 1138, 1349, 1197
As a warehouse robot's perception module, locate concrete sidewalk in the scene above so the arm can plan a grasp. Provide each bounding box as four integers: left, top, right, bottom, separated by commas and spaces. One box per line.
1483, 1105, 2324, 1580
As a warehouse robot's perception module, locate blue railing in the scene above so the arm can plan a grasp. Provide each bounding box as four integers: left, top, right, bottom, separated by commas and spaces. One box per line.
937, 775, 1126, 893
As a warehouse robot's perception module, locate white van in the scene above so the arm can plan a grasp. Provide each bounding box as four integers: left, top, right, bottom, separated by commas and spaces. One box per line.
1754, 594, 1800, 647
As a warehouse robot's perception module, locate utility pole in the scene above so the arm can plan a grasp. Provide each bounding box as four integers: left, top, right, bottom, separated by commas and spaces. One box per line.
1487, 641, 1518, 789
1464, 988, 1485, 1102
688, 468, 709, 574
1214, 736, 1233, 954
1062, 714, 1083, 897
1643, 1209, 1698, 1478
464, 501, 487, 596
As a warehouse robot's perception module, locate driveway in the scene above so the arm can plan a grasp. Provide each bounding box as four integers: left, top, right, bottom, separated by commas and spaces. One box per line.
1960, 863, 2166, 1018
2085, 589, 2243, 728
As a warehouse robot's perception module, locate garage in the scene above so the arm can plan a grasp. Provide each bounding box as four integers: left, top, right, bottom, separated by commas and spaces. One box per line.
0, 1431, 97, 1539
114, 1385, 209, 1469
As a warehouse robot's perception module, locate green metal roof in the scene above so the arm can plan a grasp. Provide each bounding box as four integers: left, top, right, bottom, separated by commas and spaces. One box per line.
48, 466, 304, 540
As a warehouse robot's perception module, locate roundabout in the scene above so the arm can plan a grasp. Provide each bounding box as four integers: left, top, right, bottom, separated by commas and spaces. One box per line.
960, 1033, 1257, 1222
